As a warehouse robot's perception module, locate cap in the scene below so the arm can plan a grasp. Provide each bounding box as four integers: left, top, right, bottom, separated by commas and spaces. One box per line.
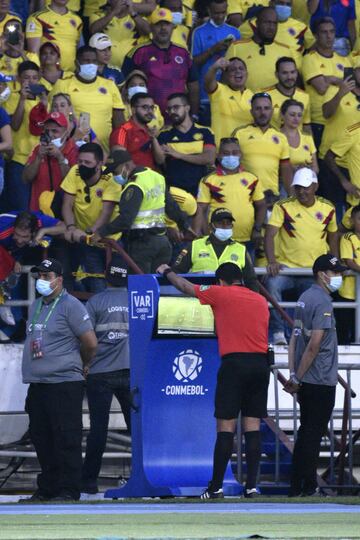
31, 258, 63, 275
210, 207, 235, 223
149, 7, 173, 24
39, 41, 61, 56
0, 72, 15, 83
104, 149, 132, 174
125, 69, 148, 87
89, 32, 112, 50
291, 167, 318, 188
29, 102, 48, 136
44, 111, 68, 128
105, 256, 128, 287
312, 254, 347, 275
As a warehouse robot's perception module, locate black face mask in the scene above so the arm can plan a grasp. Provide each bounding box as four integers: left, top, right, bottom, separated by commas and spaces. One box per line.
79, 164, 97, 181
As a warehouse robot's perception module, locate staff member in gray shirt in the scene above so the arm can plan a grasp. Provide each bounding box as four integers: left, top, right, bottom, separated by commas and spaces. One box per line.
21, 258, 97, 503
82, 257, 131, 495
285, 254, 346, 497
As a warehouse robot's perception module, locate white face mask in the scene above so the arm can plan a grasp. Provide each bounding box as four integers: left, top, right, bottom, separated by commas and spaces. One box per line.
221, 155, 240, 170
78, 63, 98, 81
51, 136, 63, 148
36, 278, 56, 297
327, 275, 343, 293
0, 86, 11, 103
172, 11, 184, 25
128, 85, 147, 99
214, 228, 232, 242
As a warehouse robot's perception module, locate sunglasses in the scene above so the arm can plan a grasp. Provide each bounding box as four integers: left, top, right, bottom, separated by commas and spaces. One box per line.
84, 185, 91, 203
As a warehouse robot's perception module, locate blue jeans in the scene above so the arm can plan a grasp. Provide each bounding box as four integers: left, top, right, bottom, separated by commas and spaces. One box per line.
82, 370, 131, 488
265, 274, 314, 335
71, 244, 106, 293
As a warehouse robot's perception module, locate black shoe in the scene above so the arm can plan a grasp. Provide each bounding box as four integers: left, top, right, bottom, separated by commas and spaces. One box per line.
18, 490, 51, 503
81, 484, 98, 494
244, 487, 261, 498
52, 493, 78, 502
200, 483, 224, 500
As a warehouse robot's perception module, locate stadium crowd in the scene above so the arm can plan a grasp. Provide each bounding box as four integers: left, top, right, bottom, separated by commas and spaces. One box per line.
1, 0, 360, 345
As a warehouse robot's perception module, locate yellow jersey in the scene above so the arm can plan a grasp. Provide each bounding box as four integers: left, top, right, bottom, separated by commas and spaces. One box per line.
197, 168, 264, 242
342, 206, 353, 231
165, 187, 197, 229
226, 38, 293, 92
25, 7, 82, 72
301, 49, 351, 125
45, 0, 80, 11
339, 232, 360, 300
268, 196, 337, 267
287, 130, 316, 169
51, 75, 124, 153
209, 82, 253, 147
227, 0, 270, 16
266, 85, 311, 130
232, 124, 290, 194
293, 0, 311, 25
330, 122, 360, 206
0, 52, 40, 93
60, 165, 122, 236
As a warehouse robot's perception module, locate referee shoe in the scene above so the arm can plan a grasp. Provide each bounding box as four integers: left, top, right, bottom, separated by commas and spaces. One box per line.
200, 483, 224, 500
244, 487, 261, 498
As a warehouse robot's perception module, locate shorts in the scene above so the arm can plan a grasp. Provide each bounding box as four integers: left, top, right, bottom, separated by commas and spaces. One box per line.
214, 353, 270, 420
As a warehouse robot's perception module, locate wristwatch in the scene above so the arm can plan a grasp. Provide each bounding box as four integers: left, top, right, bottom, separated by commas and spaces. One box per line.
290, 373, 301, 386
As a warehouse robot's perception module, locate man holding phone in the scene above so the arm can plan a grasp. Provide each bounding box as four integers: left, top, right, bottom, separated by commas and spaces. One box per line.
0, 18, 40, 81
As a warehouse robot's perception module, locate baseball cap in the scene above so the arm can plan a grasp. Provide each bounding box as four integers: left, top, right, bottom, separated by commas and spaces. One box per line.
89, 33, 112, 50
210, 208, 235, 223
149, 7, 173, 24
31, 258, 63, 276
125, 69, 148, 87
312, 254, 347, 275
291, 167, 318, 188
0, 72, 15, 83
39, 41, 61, 56
29, 102, 48, 136
106, 255, 128, 287
44, 111, 68, 128
104, 149, 132, 174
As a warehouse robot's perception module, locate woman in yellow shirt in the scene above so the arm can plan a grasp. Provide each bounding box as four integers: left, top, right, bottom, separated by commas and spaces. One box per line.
280, 98, 318, 174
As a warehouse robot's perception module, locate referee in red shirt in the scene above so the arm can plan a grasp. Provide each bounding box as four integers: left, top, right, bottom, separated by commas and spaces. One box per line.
157, 262, 270, 499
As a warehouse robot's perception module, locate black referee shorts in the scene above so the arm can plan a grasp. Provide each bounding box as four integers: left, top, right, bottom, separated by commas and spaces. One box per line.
214, 353, 270, 420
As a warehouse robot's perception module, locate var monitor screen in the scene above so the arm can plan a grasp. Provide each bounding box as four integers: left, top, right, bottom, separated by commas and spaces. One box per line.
157, 296, 215, 336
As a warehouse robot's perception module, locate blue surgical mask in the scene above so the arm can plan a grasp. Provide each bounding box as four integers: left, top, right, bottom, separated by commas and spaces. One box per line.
214, 228, 233, 242
327, 275, 343, 293
275, 4, 291, 21
36, 278, 56, 297
221, 155, 240, 170
113, 174, 127, 185
172, 11, 183, 25
79, 63, 98, 81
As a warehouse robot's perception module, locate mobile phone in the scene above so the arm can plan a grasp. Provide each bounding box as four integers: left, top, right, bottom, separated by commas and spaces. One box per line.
5, 24, 20, 45
29, 83, 47, 96
40, 131, 52, 145
79, 111, 90, 132
344, 67, 354, 80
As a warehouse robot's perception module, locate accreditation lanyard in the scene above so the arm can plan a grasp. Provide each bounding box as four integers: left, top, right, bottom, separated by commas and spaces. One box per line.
30, 290, 64, 334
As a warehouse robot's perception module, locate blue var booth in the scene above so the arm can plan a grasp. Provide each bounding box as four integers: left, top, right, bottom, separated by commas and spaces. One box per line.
104, 273, 242, 498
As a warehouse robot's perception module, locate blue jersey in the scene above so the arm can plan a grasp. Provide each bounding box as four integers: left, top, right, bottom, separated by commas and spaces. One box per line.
0, 211, 58, 251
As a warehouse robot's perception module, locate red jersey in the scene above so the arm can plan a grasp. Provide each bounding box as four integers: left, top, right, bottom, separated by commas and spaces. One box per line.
194, 284, 269, 357
110, 119, 155, 170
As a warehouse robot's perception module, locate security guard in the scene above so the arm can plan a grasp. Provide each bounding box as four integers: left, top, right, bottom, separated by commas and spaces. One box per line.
92, 149, 189, 273
173, 208, 259, 292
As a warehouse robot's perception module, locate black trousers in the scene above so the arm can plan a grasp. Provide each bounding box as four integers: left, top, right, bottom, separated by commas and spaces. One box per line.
290, 382, 336, 495
25, 381, 84, 499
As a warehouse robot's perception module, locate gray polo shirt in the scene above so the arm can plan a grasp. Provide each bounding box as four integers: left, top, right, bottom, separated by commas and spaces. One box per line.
86, 288, 129, 374
22, 290, 93, 384
293, 283, 338, 386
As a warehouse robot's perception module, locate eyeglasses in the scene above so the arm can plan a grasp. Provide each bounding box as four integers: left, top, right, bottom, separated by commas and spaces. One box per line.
136, 104, 155, 111
166, 104, 184, 113
84, 185, 91, 204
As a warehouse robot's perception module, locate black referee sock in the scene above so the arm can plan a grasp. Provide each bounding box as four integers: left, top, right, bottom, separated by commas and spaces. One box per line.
210, 431, 234, 491
244, 430, 262, 490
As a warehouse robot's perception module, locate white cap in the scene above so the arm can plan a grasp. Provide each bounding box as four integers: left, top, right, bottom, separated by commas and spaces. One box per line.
89, 33, 112, 50
291, 167, 318, 188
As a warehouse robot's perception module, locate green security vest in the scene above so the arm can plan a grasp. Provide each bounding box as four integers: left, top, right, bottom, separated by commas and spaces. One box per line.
126, 168, 166, 229
190, 236, 246, 273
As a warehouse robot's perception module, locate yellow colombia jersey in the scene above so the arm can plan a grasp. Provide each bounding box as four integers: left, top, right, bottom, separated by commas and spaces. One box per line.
51, 75, 124, 153
226, 38, 294, 91
60, 165, 122, 237
330, 122, 360, 206
266, 86, 311, 130
209, 82, 253, 147
25, 7, 82, 71
0, 52, 39, 90
3, 92, 42, 165
227, 0, 270, 16
232, 124, 289, 194
41, 70, 74, 92
165, 186, 197, 228
319, 87, 360, 164
292, 0, 311, 24
339, 232, 360, 300
45, 0, 80, 11
197, 168, 264, 242
301, 50, 351, 125
288, 131, 316, 169
268, 196, 337, 268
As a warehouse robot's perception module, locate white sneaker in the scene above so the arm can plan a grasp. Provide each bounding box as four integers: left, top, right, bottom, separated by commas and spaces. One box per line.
0, 305, 15, 326
273, 332, 287, 345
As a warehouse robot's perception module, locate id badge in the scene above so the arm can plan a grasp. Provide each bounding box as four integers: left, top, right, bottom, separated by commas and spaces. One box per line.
31, 337, 43, 359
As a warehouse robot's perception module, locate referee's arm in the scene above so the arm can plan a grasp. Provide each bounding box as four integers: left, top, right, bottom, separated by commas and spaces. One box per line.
157, 264, 196, 297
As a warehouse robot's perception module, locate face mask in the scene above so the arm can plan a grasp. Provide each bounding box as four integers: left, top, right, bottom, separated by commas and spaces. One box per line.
36, 278, 56, 297
113, 173, 127, 185
78, 63, 98, 81
221, 155, 240, 170
128, 85, 147, 99
275, 4, 291, 21
79, 164, 97, 181
75, 139, 86, 148
0, 86, 11, 103
327, 275, 343, 293
172, 11, 183, 25
51, 136, 63, 148
214, 228, 233, 242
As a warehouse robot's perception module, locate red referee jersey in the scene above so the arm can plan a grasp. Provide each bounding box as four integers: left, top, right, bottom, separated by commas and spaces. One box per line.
194, 284, 269, 357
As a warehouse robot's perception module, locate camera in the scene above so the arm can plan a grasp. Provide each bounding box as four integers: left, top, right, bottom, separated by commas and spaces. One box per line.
40, 131, 52, 145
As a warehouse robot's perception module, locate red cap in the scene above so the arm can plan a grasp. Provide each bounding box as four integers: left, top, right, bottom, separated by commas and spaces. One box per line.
44, 111, 68, 128
29, 102, 48, 136
39, 41, 61, 57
